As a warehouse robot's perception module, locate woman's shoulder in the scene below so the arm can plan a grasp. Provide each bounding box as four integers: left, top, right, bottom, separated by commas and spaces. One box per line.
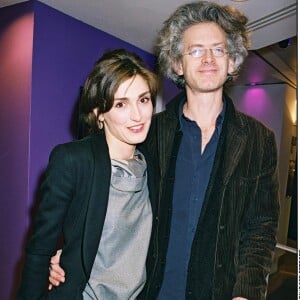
50, 133, 106, 162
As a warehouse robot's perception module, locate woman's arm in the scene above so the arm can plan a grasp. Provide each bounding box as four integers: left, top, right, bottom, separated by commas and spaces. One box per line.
18, 144, 75, 299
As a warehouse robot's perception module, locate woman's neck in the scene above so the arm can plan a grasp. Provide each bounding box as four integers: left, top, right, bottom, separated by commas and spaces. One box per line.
108, 144, 136, 161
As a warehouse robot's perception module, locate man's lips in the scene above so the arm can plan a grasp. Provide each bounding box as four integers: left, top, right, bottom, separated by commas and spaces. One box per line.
198, 68, 218, 73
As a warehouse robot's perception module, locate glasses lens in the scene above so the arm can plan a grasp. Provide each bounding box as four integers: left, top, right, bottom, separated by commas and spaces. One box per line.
185, 47, 227, 57
212, 48, 226, 56
191, 48, 203, 57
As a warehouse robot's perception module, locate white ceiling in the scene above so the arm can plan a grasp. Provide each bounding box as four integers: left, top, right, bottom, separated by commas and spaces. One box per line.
2, 0, 297, 51
1, 0, 297, 87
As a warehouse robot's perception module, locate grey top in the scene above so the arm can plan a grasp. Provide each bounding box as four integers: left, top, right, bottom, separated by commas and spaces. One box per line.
83, 151, 152, 300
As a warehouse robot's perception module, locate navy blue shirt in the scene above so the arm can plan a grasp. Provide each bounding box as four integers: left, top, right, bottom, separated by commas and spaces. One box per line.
157, 99, 225, 299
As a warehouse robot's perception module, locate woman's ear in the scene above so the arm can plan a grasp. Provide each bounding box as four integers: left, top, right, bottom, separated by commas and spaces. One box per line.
98, 113, 104, 122
93, 108, 104, 121
93, 108, 99, 117
93, 108, 105, 130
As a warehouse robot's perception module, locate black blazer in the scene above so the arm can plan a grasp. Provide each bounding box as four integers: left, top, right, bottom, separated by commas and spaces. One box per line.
140, 93, 279, 300
18, 132, 158, 300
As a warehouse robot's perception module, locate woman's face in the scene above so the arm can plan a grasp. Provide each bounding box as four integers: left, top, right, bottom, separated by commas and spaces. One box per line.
100, 74, 153, 160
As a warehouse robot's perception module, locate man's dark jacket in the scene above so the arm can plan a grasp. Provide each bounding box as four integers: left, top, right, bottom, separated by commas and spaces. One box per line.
139, 93, 280, 300
18, 132, 158, 299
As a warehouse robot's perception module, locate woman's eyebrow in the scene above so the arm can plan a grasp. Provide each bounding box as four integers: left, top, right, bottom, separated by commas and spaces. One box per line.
114, 90, 150, 101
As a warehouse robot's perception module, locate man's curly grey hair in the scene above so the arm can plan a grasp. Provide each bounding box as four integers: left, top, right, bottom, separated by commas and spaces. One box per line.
155, 1, 251, 88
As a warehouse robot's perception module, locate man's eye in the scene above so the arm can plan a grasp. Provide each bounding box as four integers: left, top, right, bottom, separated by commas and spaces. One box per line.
191, 48, 203, 57
213, 47, 226, 56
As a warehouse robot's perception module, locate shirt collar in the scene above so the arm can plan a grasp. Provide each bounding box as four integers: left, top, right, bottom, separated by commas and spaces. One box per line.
179, 96, 226, 136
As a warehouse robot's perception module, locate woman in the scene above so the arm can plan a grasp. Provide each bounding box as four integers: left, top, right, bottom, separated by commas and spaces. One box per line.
18, 49, 158, 300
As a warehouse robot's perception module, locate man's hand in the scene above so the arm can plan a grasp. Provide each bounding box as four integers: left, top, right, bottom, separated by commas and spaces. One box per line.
48, 249, 65, 290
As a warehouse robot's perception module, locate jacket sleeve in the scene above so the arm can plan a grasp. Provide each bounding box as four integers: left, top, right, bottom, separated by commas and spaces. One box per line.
18, 144, 75, 300
232, 130, 280, 299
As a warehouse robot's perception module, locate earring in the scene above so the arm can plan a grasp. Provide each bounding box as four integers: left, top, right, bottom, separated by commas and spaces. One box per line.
98, 119, 104, 130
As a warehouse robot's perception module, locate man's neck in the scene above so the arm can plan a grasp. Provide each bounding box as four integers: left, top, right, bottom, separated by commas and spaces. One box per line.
183, 89, 223, 129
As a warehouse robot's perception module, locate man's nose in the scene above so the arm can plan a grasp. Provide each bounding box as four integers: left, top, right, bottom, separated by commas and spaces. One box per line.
201, 48, 215, 63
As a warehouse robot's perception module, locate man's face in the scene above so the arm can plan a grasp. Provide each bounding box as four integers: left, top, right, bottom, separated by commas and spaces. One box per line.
176, 22, 234, 94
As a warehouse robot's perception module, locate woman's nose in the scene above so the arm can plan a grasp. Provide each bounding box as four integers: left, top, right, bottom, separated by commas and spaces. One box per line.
130, 105, 142, 121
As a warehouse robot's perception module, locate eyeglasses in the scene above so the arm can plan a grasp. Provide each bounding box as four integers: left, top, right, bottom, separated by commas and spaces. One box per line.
183, 47, 228, 58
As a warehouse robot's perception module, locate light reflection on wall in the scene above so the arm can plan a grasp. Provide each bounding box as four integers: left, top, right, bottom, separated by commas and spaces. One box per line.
0, 13, 33, 96
0, 5, 34, 300
230, 84, 287, 150
287, 98, 297, 125
239, 86, 273, 121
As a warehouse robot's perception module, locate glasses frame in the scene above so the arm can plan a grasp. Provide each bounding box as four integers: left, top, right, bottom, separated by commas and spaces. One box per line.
182, 46, 229, 58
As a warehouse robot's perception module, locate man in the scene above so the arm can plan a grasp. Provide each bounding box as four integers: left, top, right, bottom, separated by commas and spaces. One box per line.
50, 2, 280, 299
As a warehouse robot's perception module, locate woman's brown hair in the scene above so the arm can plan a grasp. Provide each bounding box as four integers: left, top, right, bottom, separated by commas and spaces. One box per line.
79, 49, 158, 134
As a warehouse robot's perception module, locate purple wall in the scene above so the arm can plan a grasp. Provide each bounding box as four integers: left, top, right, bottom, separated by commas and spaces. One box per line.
0, 1, 165, 299
228, 84, 286, 151
0, 2, 34, 299
29, 1, 158, 215
6, 1, 291, 299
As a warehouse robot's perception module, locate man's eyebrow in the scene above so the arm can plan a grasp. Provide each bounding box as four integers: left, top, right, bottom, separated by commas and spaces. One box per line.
188, 42, 226, 48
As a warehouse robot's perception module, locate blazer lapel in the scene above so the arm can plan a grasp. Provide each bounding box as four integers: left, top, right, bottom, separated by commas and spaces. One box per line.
209, 96, 248, 188
221, 121, 247, 186
82, 134, 111, 277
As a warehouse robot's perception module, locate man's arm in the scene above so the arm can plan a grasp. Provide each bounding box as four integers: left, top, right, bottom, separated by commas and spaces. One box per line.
232, 130, 280, 299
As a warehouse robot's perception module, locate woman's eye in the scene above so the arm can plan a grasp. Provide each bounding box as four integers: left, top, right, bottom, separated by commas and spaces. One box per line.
115, 102, 124, 108
140, 97, 150, 104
